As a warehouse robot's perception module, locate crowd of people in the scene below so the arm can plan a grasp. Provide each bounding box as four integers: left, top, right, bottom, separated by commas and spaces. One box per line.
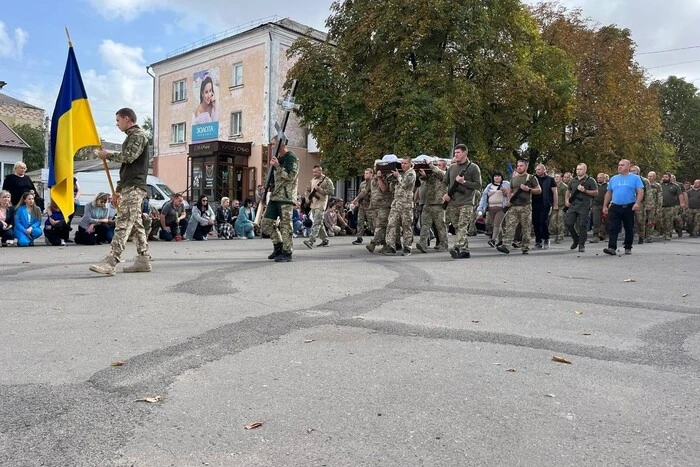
2, 140, 698, 265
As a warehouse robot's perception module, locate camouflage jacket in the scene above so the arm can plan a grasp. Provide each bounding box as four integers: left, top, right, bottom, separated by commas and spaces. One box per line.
391, 168, 416, 209
111, 125, 149, 192
369, 175, 392, 209
423, 165, 447, 205
648, 181, 662, 209
356, 180, 371, 208
270, 151, 299, 204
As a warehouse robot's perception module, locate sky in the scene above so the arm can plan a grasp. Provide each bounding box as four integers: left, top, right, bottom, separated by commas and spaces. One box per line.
2, 0, 700, 143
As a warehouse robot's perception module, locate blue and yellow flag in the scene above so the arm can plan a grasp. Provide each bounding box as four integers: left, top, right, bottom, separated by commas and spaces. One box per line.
48, 45, 100, 218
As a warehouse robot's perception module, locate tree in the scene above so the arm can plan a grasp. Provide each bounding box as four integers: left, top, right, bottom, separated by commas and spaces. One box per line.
650, 76, 700, 179
11, 123, 45, 171
531, 2, 662, 173
287, 0, 577, 178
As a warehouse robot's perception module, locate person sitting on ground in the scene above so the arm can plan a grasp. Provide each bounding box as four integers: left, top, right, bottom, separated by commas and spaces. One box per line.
324, 200, 343, 236
14, 191, 43, 247
216, 197, 235, 239
184, 194, 215, 240
235, 197, 256, 239
44, 200, 70, 246
292, 201, 304, 237
0, 190, 16, 246
75, 192, 114, 245
159, 193, 188, 241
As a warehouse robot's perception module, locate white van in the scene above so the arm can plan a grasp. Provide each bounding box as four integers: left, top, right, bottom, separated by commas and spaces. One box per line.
75, 170, 188, 212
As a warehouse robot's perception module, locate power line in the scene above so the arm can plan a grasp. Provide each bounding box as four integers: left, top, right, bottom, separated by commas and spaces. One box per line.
637, 45, 700, 55
646, 59, 700, 70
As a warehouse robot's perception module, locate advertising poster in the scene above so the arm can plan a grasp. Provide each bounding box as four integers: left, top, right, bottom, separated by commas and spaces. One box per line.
192, 68, 220, 141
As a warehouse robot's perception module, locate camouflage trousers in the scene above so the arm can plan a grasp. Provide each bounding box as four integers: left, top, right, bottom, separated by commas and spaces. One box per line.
659, 207, 677, 239
645, 207, 660, 239
502, 206, 532, 250
370, 207, 390, 246
549, 208, 566, 241
307, 208, 328, 244
262, 201, 294, 253
687, 208, 700, 235
419, 204, 448, 249
445, 204, 474, 251
634, 209, 654, 240
109, 186, 148, 261
386, 206, 414, 249
356, 206, 373, 236
591, 206, 607, 240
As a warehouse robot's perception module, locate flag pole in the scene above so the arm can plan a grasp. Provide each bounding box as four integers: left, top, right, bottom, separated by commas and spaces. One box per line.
65, 27, 117, 209
64, 26, 72, 47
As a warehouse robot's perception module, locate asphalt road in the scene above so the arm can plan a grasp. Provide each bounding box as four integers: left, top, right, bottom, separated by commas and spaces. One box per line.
1, 233, 698, 466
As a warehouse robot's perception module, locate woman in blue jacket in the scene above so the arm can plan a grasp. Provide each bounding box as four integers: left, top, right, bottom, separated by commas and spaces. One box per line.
14, 191, 43, 246
235, 197, 256, 239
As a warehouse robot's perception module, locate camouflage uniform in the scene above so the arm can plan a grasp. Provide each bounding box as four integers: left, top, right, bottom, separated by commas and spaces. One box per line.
646, 181, 662, 241
549, 181, 567, 242
262, 150, 299, 257
304, 175, 334, 246
366, 174, 393, 252
634, 177, 651, 242
355, 179, 373, 236
687, 188, 700, 236
386, 168, 416, 253
444, 160, 482, 256
90, 124, 150, 276
659, 182, 681, 240
501, 173, 540, 252
417, 165, 448, 252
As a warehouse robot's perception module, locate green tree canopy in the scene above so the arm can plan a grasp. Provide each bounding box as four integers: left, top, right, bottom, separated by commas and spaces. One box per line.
650, 76, 700, 180
288, 0, 577, 178
11, 123, 45, 171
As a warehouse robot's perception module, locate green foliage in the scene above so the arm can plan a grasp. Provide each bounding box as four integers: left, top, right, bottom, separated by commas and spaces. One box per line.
11, 123, 45, 171
288, 0, 577, 178
650, 76, 700, 180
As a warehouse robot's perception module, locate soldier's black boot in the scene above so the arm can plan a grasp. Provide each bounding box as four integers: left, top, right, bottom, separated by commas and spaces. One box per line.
274, 251, 293, 262
268, 243, 283, 260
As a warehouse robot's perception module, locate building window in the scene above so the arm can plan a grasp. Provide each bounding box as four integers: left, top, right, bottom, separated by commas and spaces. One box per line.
171, 122, 186, 143
230, 112, 242, 136
232, 63, 243, 87
172, 79, 187, 102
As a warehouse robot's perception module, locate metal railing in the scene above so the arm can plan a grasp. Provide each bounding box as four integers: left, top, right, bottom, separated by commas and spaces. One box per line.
165, 16, 280, 59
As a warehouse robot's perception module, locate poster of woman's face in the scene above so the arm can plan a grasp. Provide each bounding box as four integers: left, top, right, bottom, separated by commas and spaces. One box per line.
192, 68, 220, 141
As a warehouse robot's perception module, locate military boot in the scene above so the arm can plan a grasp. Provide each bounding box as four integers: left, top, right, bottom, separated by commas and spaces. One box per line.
89, 255, 119, 276
268, 243, 283, 259
123, 254, 152, 273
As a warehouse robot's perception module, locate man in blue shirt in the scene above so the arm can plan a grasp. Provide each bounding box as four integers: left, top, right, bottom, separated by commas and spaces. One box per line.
602, 159, 644, 255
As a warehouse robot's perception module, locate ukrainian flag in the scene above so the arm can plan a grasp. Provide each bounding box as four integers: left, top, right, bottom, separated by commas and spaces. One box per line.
48, 45, 100, 218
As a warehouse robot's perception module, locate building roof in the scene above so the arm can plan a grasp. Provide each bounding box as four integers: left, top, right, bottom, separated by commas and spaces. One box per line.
0, 93, 44, 111
151, 17, 327, 68
0, 119, 30, 149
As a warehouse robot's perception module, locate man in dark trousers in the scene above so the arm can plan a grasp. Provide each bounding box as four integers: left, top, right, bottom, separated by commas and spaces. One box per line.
602, 159, 644, 256
532, 163, 557, 249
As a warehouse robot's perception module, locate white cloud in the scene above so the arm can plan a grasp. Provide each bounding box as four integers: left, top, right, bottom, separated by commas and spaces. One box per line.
87, 0, 330, 31
17, 40, 153, 143
0, 21, 28, 58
